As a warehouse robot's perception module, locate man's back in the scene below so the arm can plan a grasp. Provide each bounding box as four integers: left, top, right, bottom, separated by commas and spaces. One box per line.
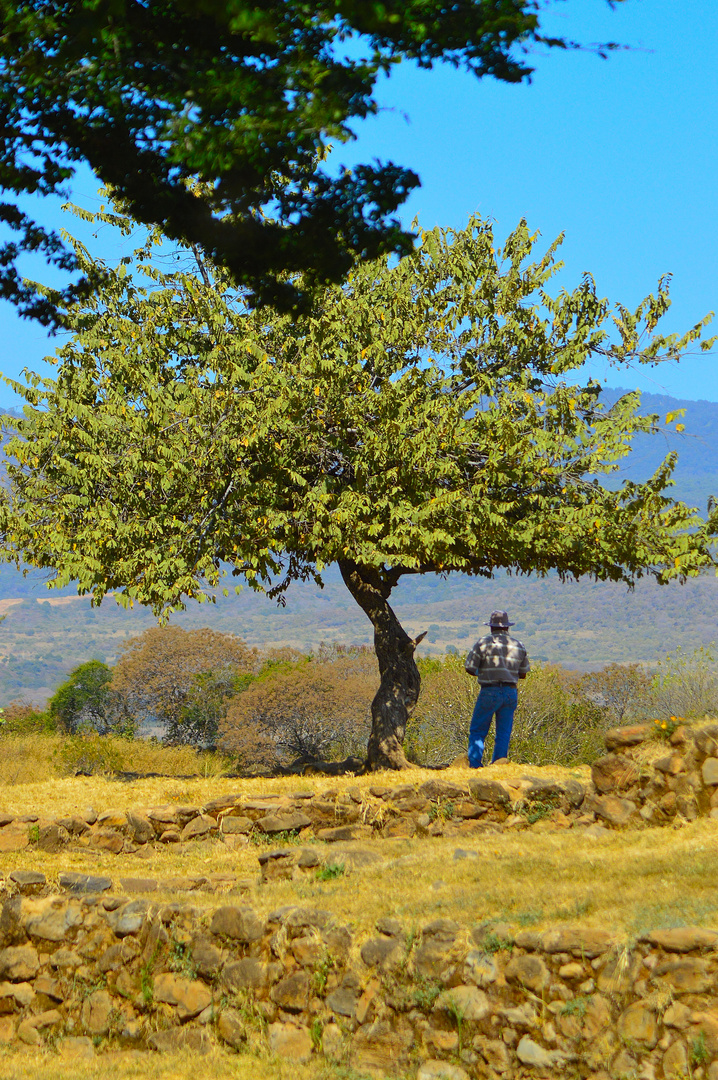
465, 631, 529, 685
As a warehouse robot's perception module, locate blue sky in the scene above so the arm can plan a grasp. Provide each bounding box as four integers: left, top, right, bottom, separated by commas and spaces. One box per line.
1, 0, 717, 407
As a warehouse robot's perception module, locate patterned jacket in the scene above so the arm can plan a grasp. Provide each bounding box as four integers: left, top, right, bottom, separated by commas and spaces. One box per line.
465, 632, 530, 686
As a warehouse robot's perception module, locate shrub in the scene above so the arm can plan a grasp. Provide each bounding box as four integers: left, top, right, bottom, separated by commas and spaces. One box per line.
579, 663, 653, 725
220, 644, 375, 768
0, 699, 57, 735
650, 645, 718, 720
407, 656, 608, 767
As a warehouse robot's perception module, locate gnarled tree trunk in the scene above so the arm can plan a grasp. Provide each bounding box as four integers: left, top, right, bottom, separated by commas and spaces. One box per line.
338, 560, 425, 770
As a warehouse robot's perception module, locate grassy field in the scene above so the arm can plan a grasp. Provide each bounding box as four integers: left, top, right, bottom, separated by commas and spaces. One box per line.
3, 745, 718, 1078
0, 758, 716, 941
0, 1048, 338, 1080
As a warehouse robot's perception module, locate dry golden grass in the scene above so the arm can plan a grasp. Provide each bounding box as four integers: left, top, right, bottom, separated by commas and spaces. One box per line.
0, 1047, 336, 1080
0, 750, 590, 814
0, 742, 717, 1078
0, 763, 716, 940
0, 735, 230, 787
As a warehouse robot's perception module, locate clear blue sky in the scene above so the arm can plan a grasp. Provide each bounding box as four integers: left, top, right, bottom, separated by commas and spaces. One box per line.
1, 0, 717, 406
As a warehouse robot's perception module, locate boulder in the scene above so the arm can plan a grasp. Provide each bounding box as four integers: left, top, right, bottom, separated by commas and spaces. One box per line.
663, 1040, 689, 1078
88, 828, 124, 854
180, 814, 217, 842
125, 810, 155, 845
148, 1027, 211, 1054
350, 1019, 413, 1077
591, 754, 639, 794
153, 972, 212, 1020
617, 1002, 658, 1047
315, 825, 362, 842
36, 823, 69, 853
217, 1008, 245, 1049
516, 1036, 566, 1068
702, 758, 718, 785
268, 1021, 313, 1061
655, 753, 685, 775
223, 958, 271, 992
9, 870, 46, 894
433, 985, 490, 1022
539, 927, 616, 957
0, 945, 39, 982
652, 957, 714, 994
361, 937, 403, 973
585, 793, 637, 827
211, 906, 265, 943
21, 897, 83, 942
106, 900, 148, 937
642, 926, 718, 952
257, 812, 312, 834
467, 778, 511, 807
463, 951, 498, 987
417, 1063, 470, 1080
220, 816, 253, 835
81, 989, 114, 1035
59, 871, 112, 894
505, 954, 550, 992
270, 971, 310, 1013
604, 724, 652, 751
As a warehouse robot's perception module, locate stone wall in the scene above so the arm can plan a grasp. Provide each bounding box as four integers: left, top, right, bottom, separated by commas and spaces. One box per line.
587, 721, 718, 828
0, 883, 717, 1078
1, 723, 717, 861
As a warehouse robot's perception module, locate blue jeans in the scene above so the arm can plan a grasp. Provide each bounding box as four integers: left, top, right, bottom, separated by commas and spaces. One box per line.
468, 684, 518, 767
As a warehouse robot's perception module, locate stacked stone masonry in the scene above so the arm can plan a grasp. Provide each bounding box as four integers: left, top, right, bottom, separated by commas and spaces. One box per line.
0, 889, 715, 1078
0, 723, 715, 862
0, 722, 716, 1072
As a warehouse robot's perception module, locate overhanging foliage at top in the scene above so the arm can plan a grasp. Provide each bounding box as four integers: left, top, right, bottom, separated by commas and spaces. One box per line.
0, 0, 623, 323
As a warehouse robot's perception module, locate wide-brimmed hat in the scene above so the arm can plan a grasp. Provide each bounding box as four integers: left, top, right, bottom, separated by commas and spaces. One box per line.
485, 610, 514, 628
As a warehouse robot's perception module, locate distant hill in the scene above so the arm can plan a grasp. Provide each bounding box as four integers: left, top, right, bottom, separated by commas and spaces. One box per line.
0, 388, 717, 704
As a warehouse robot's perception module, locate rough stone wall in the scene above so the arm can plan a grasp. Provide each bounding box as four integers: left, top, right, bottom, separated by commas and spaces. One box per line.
1, 723, 717, 862
0, 886, 717, 1079
587, 721, 718, 828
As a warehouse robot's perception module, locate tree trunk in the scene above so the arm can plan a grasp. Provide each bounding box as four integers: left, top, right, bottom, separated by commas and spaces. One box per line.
338, 560, 426, 771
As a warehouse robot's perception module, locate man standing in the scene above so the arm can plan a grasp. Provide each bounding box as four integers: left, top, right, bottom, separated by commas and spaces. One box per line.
464, 611, 530, 767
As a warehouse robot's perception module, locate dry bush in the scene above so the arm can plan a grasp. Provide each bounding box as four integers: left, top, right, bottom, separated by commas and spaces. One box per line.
649, 645, 718, 720
55, 734, 232, 778
406, 654, 475, 765
220, 644, 375, 768
579, 662, 653, 725
510, 664, 606, 766
111, 626, 259, 743
0, 699, 57, 735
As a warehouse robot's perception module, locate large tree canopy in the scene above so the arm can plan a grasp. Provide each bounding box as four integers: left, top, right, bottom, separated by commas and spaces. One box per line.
2, 205, 716, 767
0, 0, 621, 323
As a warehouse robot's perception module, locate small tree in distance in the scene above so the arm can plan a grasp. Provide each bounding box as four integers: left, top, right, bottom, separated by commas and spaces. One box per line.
49, 659, 130, 735
2, 204, 717, 769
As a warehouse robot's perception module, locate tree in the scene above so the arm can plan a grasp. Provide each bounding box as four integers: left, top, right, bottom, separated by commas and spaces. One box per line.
48, 658, 129, 735
0, 0, 622, 323
110, 627, 257, 743
2, 206, 717, 769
